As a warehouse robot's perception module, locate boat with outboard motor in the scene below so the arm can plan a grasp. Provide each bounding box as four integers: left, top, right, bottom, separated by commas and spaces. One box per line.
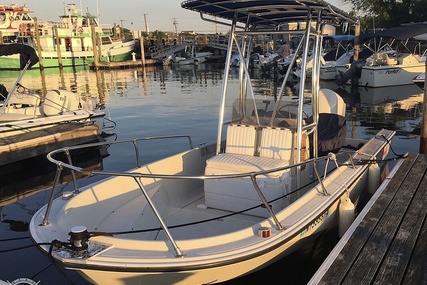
337, 24, 427, 87
0, 43, 105, 164
29, 1, 396, 284
319, 35, 355, 80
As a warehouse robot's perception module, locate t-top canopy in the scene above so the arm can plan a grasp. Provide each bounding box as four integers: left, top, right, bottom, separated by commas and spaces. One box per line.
0, 43, 39, 69
358, 24, 427, 43
181, 0, 358, 28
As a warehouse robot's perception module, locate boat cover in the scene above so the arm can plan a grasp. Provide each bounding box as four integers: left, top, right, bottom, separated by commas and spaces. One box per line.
358, 24, 427, 43
0, 43, 39, 69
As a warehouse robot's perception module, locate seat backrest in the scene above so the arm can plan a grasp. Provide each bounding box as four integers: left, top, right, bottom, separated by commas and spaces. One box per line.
259, 127, 293, 161
225, 124, 257, 156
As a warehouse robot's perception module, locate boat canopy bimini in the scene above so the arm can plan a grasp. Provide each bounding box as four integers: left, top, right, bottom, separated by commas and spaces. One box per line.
30, 1, 397, 285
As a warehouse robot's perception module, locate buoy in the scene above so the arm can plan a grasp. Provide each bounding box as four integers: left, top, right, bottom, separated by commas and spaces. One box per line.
368, 162, 381, 195
338, 195, 355, 238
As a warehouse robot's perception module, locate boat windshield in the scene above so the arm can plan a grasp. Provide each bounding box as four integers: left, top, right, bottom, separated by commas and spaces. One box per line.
230, 97, 301, 129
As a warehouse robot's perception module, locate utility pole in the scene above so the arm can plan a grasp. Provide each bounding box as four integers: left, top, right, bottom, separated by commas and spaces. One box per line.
173, 18, 178, 36
143, 14, 149, 34
120, 19, 125, 39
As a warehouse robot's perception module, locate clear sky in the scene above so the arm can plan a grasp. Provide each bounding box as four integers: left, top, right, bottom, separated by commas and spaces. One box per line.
14, 0, 351, 34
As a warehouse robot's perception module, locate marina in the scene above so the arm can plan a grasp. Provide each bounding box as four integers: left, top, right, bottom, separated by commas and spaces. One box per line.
29, 1, 387, 284
0, 63, 423, 285
0, 0, 426, 284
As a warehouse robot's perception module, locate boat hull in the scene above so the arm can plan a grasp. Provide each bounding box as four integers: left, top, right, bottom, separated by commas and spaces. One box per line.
29, 129, 394, 285
359, 64, 425, 88
320, 65, 340, 80
0, 41, 135, 69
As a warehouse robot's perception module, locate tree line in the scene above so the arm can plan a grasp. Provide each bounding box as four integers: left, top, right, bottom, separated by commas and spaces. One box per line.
343, 0, 427, 32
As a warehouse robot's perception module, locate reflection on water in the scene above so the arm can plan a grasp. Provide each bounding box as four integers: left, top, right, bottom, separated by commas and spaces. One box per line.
0, 64, 228, 106
0, 142, 109, 207
0, 64, 423, 284
321, 80, 423, 135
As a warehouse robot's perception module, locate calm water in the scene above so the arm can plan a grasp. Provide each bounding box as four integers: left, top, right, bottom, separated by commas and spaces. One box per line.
0, 63, 423, 284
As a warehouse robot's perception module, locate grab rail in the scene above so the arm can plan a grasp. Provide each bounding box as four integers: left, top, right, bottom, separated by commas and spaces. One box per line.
40, 135, 358, 257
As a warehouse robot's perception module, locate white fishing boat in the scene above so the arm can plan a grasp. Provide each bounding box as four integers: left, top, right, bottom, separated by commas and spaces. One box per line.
319, 35, 355, 80
339, 24, 427, 88
192, 51, 213, 63
30, 1, 396, 285
0, 43, 105, 164
173, 56, 196, 65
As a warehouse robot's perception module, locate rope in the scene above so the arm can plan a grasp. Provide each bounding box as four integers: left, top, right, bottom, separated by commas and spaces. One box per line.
48, 241, 76, 285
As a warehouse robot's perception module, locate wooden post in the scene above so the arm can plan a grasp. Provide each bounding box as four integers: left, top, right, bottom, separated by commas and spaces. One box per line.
91, 26, 99, 69
353, 22, 360, 61
140, 36, 145, 66
97, 34, 102, 63
33, 17, 44, 70
0, 31, 3, 44
420, 60, 427, 154
54, 25, 63, 69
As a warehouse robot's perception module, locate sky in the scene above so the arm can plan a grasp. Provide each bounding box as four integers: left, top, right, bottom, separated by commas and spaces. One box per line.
14, 0, 351, 34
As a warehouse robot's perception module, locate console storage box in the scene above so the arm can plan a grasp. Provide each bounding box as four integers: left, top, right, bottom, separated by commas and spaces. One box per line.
204, 153, 291, 217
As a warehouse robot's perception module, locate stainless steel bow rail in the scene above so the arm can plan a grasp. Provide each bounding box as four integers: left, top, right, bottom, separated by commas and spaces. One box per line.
40, 135, 368, 257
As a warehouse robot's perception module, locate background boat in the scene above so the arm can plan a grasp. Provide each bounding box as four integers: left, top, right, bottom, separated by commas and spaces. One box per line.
0, 4, 135, 69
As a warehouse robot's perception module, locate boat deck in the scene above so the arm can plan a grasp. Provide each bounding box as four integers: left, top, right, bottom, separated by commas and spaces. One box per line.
309, 152, 427, 284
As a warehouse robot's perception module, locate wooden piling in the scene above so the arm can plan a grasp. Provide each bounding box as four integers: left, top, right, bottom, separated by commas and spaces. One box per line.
353, 22, 360, 61
140, 36, 145, 66
91, 26, 99, 69
420, 59, 427, 154
33, 17, 44, 70
54, 25, 64, 69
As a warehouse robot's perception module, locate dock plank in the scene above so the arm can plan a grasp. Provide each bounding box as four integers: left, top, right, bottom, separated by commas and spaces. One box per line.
311, 153, 427, 285
375, 155, 427, 284
346, 154, 426, 284
404, 207, 427, 284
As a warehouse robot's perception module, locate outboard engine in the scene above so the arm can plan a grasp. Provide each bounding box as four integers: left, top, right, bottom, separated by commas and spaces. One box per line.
307, 89, 347, 157
335, 60, 365, 86
42, 89, 80, 116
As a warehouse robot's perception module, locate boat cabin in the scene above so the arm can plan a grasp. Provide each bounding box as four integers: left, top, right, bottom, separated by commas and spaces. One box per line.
0, 4, 34, 43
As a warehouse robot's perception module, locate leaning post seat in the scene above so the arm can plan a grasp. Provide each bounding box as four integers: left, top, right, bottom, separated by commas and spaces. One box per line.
204, 124, 293, 217
224, 124, 257, 156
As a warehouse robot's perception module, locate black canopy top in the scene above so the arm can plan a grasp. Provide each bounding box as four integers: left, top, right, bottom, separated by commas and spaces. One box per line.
181, 0, 358, 28
323, 35, 355, 42
0, 43, 39, 69
358, 24, 427, 43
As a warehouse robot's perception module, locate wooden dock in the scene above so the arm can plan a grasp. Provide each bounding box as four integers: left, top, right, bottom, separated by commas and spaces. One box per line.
309, 152, 427, 285
0, 122, 100, 165
90, 59, 158, 70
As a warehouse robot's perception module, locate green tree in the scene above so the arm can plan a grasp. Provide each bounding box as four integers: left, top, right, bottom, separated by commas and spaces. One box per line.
343, 0, 427, 31
152, 30, 166, 42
